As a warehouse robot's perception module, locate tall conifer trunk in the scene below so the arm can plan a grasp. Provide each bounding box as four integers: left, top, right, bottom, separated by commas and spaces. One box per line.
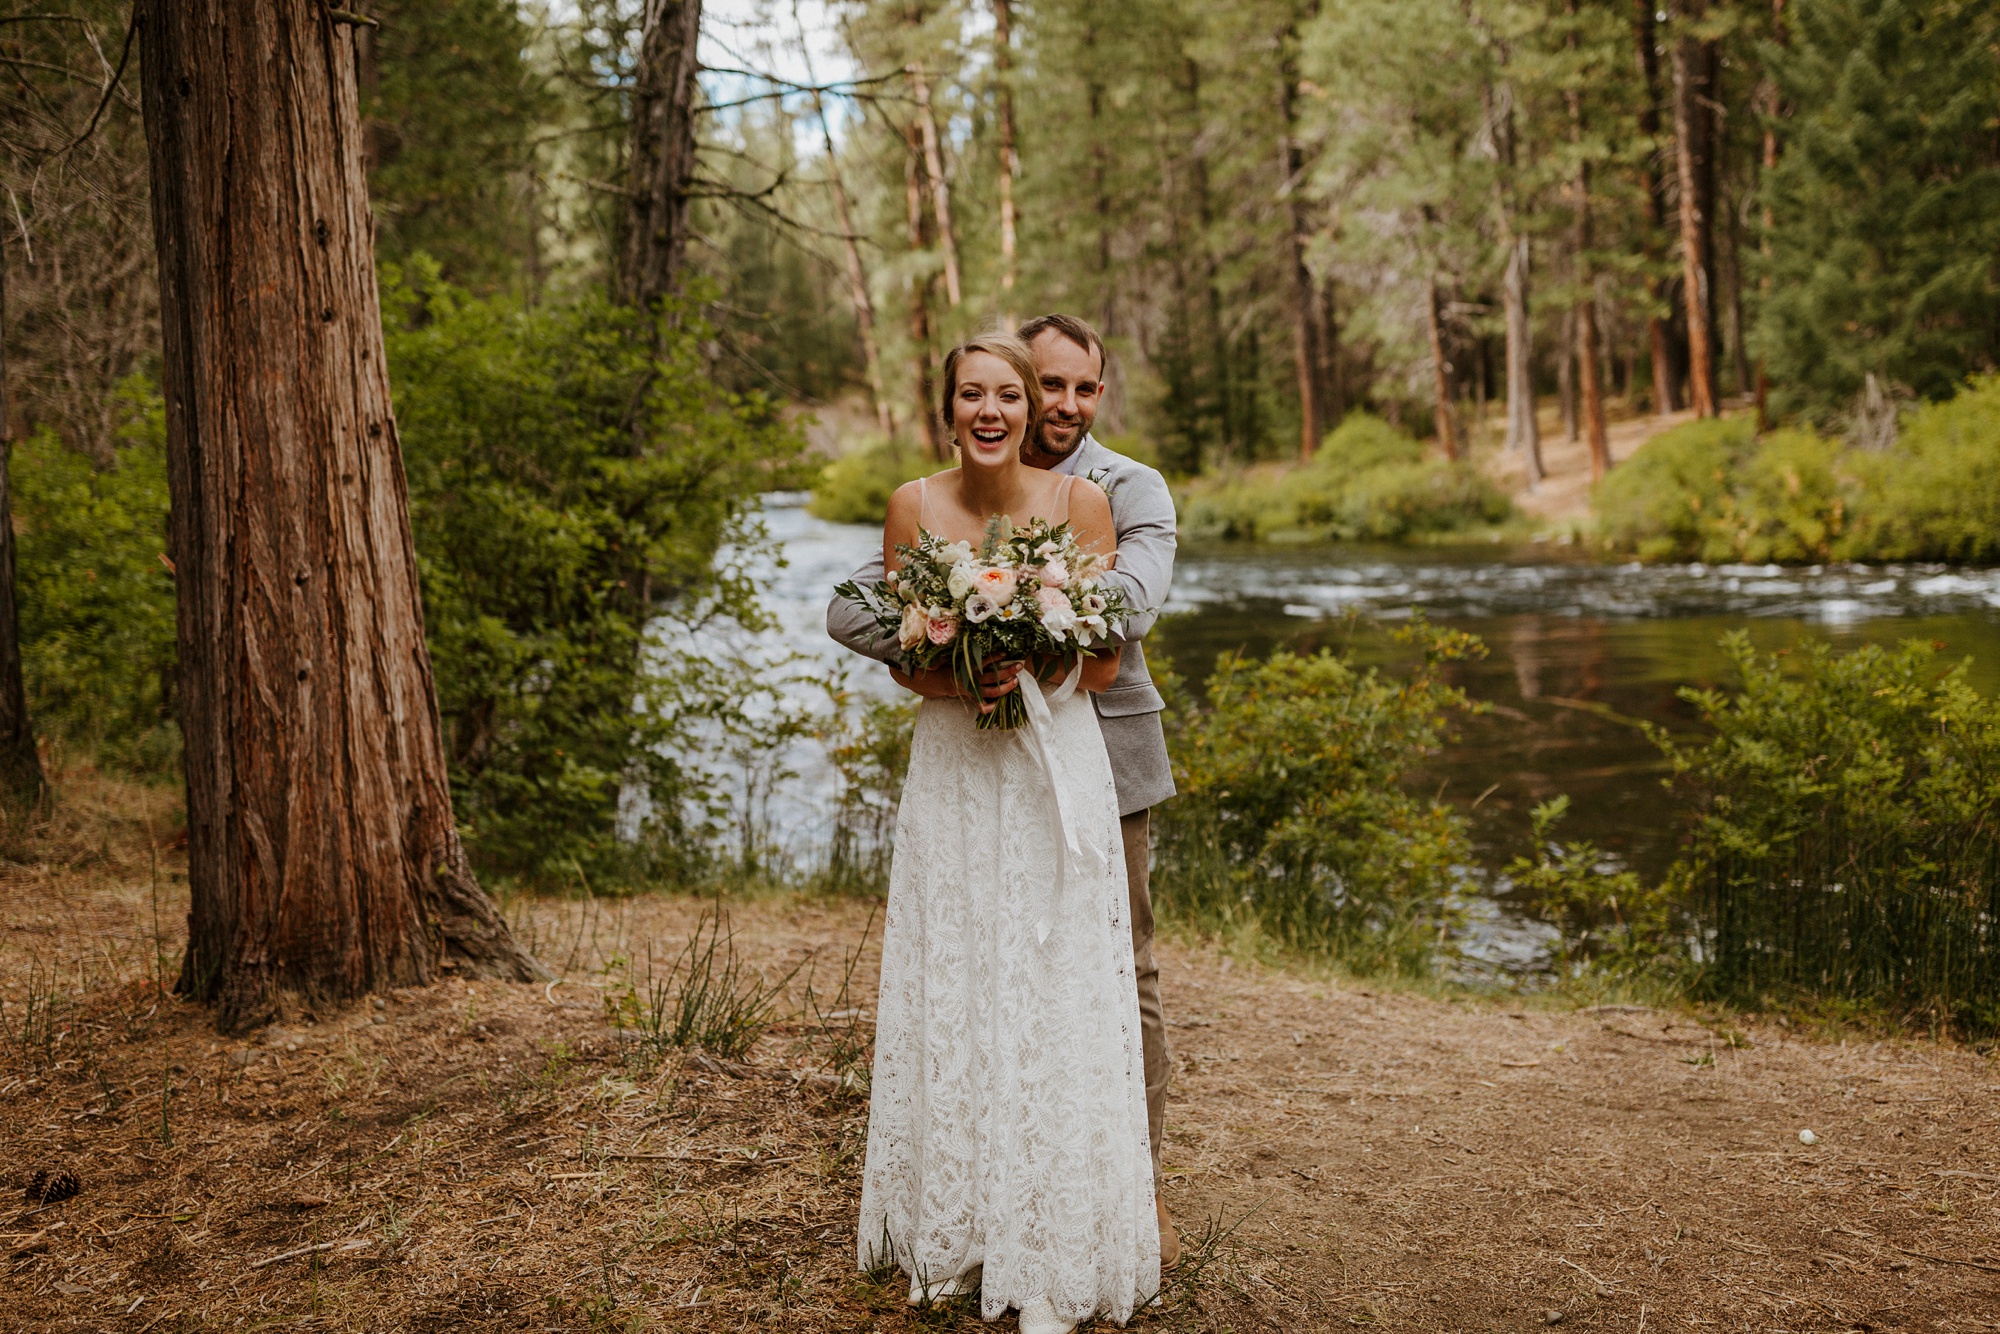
1672, 0, 1719, 417
1633, 0, 1682, 416
0, 237, 43, 811
902, 122, 943, 458
1279, 19, 1324, 460
622, 0, 704, 309
908, 64, 961, 310
992, 0, 1020, 319
1568, 0, 1612, 478
138, 0, 544, 1031
1426, 276, 1459, 462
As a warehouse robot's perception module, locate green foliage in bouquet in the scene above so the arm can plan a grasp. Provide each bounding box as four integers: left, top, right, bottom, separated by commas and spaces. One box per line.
383, 259, 806, 886
10, 379, 180, 772
1657, 634, 2000, 1031
1155, 618, 1484, 977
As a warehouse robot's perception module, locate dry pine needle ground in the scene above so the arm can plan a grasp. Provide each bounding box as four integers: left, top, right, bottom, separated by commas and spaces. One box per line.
3, 772, 1999, 1332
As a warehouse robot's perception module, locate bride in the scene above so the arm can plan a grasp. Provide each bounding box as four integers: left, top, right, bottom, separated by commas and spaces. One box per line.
857, 331, 1160, 1333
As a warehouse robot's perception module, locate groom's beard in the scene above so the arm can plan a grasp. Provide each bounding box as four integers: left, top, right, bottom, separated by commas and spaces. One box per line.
1036, 413, 1088, 458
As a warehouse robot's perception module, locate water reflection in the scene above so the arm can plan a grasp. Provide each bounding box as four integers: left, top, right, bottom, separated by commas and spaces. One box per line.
734, 498, 2000, 973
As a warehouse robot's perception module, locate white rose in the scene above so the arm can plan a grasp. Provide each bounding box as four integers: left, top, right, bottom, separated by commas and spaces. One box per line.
964, 593, 999, 623
947, 561, 979, 601
936, 540, 975, 568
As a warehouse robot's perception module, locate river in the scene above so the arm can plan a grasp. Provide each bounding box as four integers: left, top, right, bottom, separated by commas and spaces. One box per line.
726, 494, 2000, 970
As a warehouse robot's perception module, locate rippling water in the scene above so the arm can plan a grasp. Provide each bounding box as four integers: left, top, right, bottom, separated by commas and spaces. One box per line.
727, 496, 2000, 973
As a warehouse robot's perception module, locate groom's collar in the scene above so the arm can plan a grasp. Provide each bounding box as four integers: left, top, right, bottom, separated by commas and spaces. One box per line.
1047, 433, 1101, 477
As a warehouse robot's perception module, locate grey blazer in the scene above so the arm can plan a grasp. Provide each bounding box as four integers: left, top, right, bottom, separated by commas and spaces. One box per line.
823, 435, 1177, 816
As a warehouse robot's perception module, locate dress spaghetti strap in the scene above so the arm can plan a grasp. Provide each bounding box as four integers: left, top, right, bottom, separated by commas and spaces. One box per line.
1054, 473, 1077, 525
918, 474, 933, 533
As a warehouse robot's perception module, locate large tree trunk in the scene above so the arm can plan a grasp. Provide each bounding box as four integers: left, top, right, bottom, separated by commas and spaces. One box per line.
907, 63, 961, 310
992, 0, 1020, 320
0, 238, 44, 811
1633, 0, 1683, 417
621, 0, 704, 310
1426, 276, 1459, 462
902, 122, 943, 459
1754, 0, 1786, 431
1672, 1, 1718, 418
138, 0, 545, 1032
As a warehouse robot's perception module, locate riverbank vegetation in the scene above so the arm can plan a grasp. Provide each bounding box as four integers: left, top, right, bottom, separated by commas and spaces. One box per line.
1596, 377, 2000, 564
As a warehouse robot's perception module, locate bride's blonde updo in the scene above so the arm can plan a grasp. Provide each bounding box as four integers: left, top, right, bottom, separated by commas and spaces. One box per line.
938, 331, 1044, 448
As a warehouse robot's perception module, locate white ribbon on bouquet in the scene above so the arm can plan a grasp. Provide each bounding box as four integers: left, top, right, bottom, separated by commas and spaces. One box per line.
1011, 666, 1105, 945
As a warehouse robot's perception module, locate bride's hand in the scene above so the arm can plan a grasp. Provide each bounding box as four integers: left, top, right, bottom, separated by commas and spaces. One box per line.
972, 654, 1025, 713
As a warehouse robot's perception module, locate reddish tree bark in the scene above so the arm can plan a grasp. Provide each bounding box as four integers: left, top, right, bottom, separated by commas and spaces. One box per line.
902, 121, 944, 459
1567, 0, 1612, 479
1279, 19, 1326, 460
1672, 0, 1719, 417
138, 0, 544, 1031
0, 237, 44, 811
622, 0, 705, 309
1633, 0, 1683, 416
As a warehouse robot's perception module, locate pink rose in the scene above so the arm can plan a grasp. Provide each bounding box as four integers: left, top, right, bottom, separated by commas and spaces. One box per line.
926, 610, 959, 645
1035, 585, 1069, 616
972, 565, 1018, 605
1037, 559, 1069, 587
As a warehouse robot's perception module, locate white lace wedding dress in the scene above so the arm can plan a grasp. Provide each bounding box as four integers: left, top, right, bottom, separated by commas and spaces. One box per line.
858, 490, 1159, 1325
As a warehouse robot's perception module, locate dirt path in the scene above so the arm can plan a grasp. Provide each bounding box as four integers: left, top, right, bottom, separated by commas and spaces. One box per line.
1477, 407, 1700, 532
4, 856, 1997, 1332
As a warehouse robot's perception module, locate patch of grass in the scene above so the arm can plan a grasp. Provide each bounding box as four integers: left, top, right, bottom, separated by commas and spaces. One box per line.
631, 907, 799, 1060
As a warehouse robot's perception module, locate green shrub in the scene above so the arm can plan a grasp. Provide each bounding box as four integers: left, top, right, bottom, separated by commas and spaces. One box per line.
384, 260, 805, 886
1658, 634, 2000, 1031
10, 381, 179, 772
1848, 375, 2000, 563
1155, 619, 1485, 976
806, 443, 948, 525
1593, 417, 1858, 563
1178, 413, 1510, 543
1505, 795, 1682, 984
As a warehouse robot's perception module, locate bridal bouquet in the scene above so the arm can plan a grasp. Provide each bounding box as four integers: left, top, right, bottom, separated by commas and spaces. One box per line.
837, 516, 1130, 730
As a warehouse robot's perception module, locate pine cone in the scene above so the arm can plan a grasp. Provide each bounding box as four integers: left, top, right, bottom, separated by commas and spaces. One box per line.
25, 1168, 80, 1204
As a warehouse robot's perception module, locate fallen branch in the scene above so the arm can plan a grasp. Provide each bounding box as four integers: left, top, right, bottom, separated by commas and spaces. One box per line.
1895, 1246, 2000, 1274
249, 1237, 369, 1270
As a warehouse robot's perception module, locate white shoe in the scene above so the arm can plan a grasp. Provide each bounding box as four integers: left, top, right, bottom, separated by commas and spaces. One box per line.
1017, 1296, 1077, 1334
907, 1265, 980, 1306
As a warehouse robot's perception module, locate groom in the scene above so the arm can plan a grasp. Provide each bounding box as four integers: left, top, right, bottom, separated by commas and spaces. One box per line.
825, 313, 1181, 1265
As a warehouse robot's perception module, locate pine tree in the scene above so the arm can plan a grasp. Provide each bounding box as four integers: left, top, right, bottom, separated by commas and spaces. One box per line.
1756, 0, 2000, 415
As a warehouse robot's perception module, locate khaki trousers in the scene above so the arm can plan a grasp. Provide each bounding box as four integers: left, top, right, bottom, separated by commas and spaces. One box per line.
1121, 809, 1169, 1180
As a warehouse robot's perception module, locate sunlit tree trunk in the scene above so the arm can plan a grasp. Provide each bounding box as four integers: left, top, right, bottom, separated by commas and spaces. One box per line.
1633, 0, 1682, 416
138, 0, 544, 1031
811, 88, 893, 441
992, 0, 1020, 320
1426, 276, 1460, 462
0, 237, 44, 811
908, 63, 961, 310
1280, 20, 1325, 461
621, 0, 704, 310
1486, 77, 1542, 489
1672, 0, 1718, 418
1754, 0, 1786, 431
1567, 2, 1612, 479
902, 122, 943, 458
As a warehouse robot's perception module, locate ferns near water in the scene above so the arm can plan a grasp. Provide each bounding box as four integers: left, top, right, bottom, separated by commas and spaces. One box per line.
1660, 634, 2000, 1029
